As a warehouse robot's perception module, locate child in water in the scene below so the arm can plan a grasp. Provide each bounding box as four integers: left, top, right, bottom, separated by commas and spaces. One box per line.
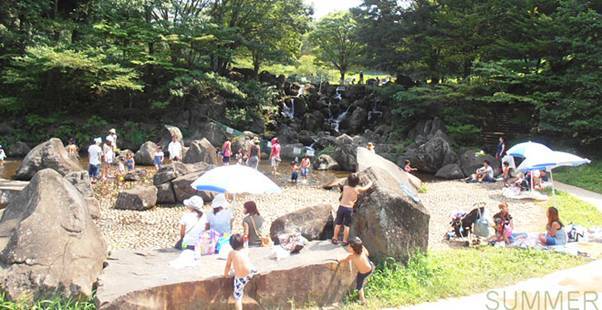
224, 234, 257, 310
290, 161, 299, 183
338, 237, 374, 305
300, 155, 311, 182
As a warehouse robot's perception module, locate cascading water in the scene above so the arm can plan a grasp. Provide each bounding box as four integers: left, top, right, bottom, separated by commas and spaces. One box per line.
329, 106, 350, 133
282, 100, 294, 119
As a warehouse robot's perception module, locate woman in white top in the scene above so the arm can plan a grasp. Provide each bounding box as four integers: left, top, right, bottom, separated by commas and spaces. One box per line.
168, 135, 183, 161
178, 196, 207, 250
206, 193, 233, 235
102, 140, 115, 179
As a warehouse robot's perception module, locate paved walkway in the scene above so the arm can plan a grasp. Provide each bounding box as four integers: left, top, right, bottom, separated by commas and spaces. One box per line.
396, 259, 602, 310
555, 181, 602, 213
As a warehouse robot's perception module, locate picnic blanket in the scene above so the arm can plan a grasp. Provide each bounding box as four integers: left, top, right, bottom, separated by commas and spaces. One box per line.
502, 187, 548, 201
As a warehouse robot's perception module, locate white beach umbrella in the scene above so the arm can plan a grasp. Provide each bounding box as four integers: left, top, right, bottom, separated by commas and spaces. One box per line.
190, 164, 281, 194
507, 141, 553, 158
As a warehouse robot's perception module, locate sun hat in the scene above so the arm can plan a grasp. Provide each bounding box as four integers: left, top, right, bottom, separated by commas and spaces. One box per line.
211, 193, 228, 209
183, 195, 205, 212
109, 128, 116, 134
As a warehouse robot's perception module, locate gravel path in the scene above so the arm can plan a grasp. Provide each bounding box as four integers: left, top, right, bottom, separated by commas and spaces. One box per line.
419, 180, 547, 249
94, 167, 547, 251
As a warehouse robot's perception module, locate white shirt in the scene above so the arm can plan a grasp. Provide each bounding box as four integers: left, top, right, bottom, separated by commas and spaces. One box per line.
207, 208, 233, 235
0, 149, 5, 160
88, 144, 102, 165
485, 166, 494, 179
103, 143, 114, 164
168, 141, 183, 160
180, 212, 207, 247
106, 134, 117, 149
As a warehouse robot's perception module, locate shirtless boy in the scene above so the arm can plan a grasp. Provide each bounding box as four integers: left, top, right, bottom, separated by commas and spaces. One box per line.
224, 234, 257, 310
339, 237, 374, 305
332, 173, 373, 246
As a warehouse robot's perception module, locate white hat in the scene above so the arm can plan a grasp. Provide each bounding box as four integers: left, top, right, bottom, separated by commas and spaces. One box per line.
211, 193, 228, 209
109, 128, 116, 134
183, 195, 205, 211
94, 137, 102, 144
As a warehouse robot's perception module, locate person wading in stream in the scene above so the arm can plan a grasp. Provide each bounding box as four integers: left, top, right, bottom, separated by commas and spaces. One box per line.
332, 173, 373, 246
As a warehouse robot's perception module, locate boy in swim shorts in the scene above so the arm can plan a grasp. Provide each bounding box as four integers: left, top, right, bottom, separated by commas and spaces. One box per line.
339, 237, 374, 305
224, 234, 257, 310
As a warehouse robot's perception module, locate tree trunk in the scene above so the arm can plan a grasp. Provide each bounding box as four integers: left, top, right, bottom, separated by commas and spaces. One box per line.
339, 70, 345, 84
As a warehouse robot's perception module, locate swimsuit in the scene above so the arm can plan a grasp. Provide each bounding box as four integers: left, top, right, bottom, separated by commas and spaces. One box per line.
355, 261, 375, 290
335, 206, 353, 227
233, 269, 258, 301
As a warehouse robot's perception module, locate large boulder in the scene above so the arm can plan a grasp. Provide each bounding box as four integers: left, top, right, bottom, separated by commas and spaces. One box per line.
135, 141, 158, 166
7, 142, 30, 158
156, 183, 176, 205
316, 154, 339, 171
459, 149, 499, 177
269, 205, 334, 242
188, 122, 227, 147
0, 179, 28, 209
349, 107, 368, 133
331, 134, 358, 171
183, 139, 219, 165
172, 172, 214, 203
408, 117, 446, 145
352, 167, 430, 264
115, 186, 158, 211
0, 169, 106, 301
357, 147, 421, 193
95, 242, 354, 309
403, 130, 458, 173
15, 138, 83, 180
435, 163, 465, 179
64, 170, 93, 197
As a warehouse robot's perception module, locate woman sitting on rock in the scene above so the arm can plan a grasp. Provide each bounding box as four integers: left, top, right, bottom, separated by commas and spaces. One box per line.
207, 194, 233, 235
176, 196, 207, 250
242, 201, 265, 247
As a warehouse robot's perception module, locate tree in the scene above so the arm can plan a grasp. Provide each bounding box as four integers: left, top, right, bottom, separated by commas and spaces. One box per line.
308, 11, 360, 83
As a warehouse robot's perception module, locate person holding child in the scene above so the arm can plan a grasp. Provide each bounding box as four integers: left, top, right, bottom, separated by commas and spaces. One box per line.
338, 237, 374, 305
332, 174, 373, 246
224, 234, 257, 310
492, 202, 514, 244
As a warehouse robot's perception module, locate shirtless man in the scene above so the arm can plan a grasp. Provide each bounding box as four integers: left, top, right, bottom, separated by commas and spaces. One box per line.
332, 173, 373, 246
224, 234, 257, 310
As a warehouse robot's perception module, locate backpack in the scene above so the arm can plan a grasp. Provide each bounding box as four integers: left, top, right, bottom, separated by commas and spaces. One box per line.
473, 208, 490, 238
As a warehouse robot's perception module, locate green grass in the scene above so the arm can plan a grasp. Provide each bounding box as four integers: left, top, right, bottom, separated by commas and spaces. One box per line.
554, 161, 602, 194
343, 247, 589, 309
0, 293, 95, 310
547, 191, 602, 228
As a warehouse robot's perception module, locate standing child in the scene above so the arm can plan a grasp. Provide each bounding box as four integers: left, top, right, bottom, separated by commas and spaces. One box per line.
224, 234, 257, 310
339, 237, 374, 305
332, 174, 373, 246
126, 151, 135, 172
0, 145, 6, 164
102, 140, 115, 180
300, 155, 311, 182
116, 156, 126, 181
153, 146, 164, 170
290, 161, 299, 183
403, 160, 417, 173
222, 138, 232, 166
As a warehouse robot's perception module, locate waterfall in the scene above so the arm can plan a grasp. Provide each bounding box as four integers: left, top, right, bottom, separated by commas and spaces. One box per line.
281, 100, 295, 119
330, 106, 351, 133
290, 98, 295, 119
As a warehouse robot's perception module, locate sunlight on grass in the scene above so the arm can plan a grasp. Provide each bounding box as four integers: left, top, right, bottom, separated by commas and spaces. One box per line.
546, 191, 602, 228
343, 247, 588, 309
554, 161, 602, 194
0, 293, 95, 310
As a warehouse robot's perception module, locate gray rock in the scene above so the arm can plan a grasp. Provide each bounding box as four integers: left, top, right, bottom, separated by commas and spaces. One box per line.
316, 154, 339, 170
0, 169, 106, 301
331, 134, 358, 171
183, 139, 219, 165
403, 130, 458, 173
156, 182, 176, 205
64, 171, 93, 197
269, 205, 334, 242
124, 172, 140, 182
349, 107, 368, 133
15, 138, 83, 180
435, 163, 465, 179
95, 242, 355, 309
0, 179, 28, 209
153, 162, 210, 186
134, 141, 159, 166
352, 167, 430, 264
6, 141, 30, 158
115, 186, 158, 211
172, 172, 214, 203
357, 147, 421, 193
86, 197, 101, 220
408, 117, 446, 144
280, 143, 305, 160
459, 149, 499, 177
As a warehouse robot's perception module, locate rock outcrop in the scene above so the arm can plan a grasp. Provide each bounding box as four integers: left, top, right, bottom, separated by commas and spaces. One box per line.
435, 163, 465, 179
0, 179, 28, 209
64, 170, 93, 197
280, 143, 305, 160
0, 169, 106, 301
269, 205, 334, 242
15, 138, 83, 180
459, 149, 499, 177
135, 141, 159, 166
153, 162, 212, 204
115, 186, 158, 211
352, 167, 429, 264
183, 138, 219, 165
403, 130, 458, 173
7, 141, 30, 158
357, 147, 421, 193
95, 241, 354, 309
316, 154, 339, 170
331, 134, 358, 171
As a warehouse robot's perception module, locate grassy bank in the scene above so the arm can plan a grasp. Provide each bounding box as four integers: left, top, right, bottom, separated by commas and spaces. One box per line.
546, 191, 602, 228
343, 247, 589, 309
554, 161, 602, 194
0, 294, 95, 310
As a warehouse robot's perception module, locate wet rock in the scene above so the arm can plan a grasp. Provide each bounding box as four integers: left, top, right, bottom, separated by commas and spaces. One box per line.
135, 141, 159, 166
0, 169, 106, 301
435, 163, 465, 179
115, 186, 158, 211
353, 167, 429, 264
269, 205, 334, 242
15, 138, 83, 180
349, 107, 368, 133
183, 138, 219, 165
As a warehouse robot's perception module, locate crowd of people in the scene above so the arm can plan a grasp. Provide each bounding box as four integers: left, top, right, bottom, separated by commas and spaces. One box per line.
84, 129, 142, 183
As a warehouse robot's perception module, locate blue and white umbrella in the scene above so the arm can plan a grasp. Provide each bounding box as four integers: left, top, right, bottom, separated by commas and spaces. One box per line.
507, 141, 553, 158
190, 165, 281, 194
517, 151, 591, 172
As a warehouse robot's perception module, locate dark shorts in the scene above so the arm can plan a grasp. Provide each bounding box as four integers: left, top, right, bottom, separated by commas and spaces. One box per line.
88, 164, 100, 178
223, 156, 230, 164
291, 172, 299, 182
356, 262, 375, 290
335, 206, 353, 227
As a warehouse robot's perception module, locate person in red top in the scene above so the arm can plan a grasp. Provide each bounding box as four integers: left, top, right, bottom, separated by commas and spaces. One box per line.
222, 138, 232, 166
403, 160, 417, 173
269, 137, 281, 175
